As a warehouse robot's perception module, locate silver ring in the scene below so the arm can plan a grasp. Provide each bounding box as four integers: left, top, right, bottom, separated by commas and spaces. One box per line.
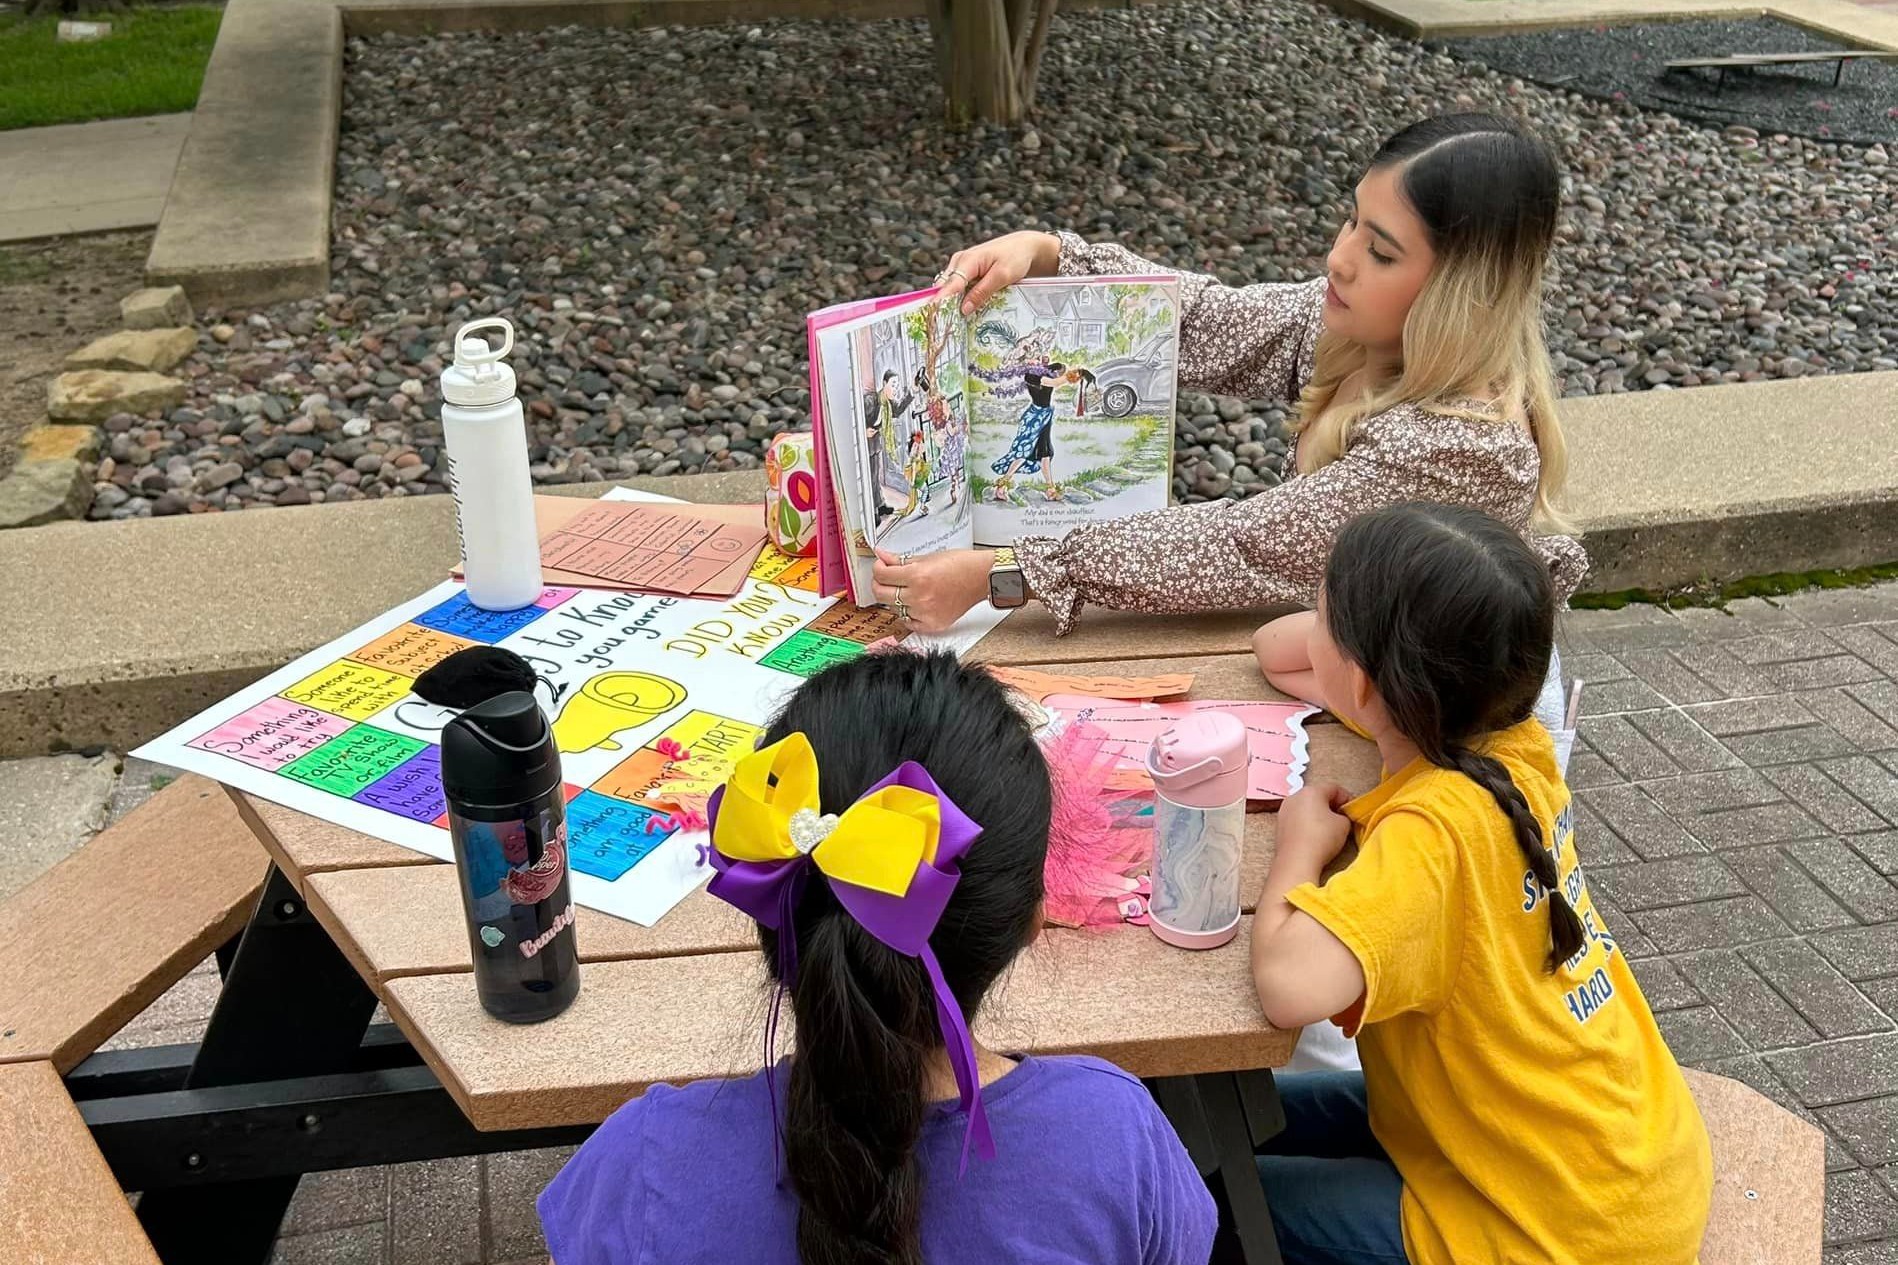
893, 596, 911, 621
898, 551, 912, 565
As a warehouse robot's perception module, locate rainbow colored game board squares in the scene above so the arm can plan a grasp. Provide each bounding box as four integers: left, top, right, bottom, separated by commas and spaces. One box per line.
184, 561, 870, 887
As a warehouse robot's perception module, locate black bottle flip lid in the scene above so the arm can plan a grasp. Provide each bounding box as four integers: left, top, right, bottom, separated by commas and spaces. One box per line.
440, 691, 562, 807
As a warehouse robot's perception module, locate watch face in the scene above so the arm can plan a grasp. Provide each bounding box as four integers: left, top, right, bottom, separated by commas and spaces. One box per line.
990, 570, 1027, 609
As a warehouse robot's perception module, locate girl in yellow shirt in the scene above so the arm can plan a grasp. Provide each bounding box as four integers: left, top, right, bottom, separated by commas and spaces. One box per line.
1249, 502, 1712, 1265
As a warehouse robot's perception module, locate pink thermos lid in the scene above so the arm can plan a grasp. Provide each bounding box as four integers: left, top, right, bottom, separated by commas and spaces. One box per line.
1146, 712, 1249, 808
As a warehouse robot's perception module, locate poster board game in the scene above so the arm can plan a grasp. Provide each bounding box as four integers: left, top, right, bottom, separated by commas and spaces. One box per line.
136, 491, 1005, 926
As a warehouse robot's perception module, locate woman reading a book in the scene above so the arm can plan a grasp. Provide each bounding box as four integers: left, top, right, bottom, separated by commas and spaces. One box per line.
872, 113, 1589, 650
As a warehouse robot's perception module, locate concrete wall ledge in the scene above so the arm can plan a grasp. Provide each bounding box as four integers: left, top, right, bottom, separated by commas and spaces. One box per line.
1336, 0, 1898, 45
6, 372, 1895, 758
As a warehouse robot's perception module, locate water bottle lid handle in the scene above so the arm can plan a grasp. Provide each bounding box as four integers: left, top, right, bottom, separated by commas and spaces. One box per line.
443, 317, 519, 408
455, 317, 515, 369
1146, 712, 1249, 804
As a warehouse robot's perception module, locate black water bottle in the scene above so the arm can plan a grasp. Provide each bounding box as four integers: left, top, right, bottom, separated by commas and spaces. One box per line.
440, 691, 581, 1023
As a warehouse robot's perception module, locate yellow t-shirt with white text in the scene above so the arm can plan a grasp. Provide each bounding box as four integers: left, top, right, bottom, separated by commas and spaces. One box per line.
1287, 720, 1712, 1265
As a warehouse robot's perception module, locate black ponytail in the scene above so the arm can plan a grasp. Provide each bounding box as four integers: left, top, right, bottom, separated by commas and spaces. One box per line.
1444, 744, 1587, 970
756, 651, 1051, 1264
782, 915, 929, 1265
1323, 502, 1584, 972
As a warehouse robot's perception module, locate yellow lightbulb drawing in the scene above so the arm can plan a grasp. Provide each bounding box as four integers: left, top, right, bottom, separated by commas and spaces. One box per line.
552, 672, 687, 754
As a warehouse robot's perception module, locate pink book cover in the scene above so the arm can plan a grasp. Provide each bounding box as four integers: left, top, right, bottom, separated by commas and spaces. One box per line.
806, 288, 938, 599
804, 275, 1181, 599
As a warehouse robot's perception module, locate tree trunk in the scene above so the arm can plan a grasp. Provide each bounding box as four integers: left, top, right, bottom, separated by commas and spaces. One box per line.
1017, 0, 1060, 112
921, 303, 948, 414
932, 0, 1026, 127
925, 0, 956, 101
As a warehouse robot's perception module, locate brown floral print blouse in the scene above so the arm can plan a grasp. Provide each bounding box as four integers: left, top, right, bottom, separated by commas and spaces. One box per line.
1012, 232, 1590, 636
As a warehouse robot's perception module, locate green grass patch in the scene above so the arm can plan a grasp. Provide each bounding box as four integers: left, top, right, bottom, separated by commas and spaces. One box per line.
0, 245, 56, 285
0, 7, 222, 131
1572, 560, 1898, 611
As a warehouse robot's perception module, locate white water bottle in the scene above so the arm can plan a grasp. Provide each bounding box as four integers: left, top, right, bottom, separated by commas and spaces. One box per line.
442, 317, 542, 611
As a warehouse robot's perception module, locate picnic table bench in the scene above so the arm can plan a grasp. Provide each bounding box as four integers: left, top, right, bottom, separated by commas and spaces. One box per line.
1665, 49, 1898, 90
0, 551, 1831, 1265
0, 775, 267, 1265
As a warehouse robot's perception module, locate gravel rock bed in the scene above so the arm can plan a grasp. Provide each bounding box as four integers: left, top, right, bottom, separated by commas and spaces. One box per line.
88, 0, 1896, 519
1442, 18, 1898, 145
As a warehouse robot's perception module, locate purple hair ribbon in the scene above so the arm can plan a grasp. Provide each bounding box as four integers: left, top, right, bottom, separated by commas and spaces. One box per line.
703, 734, 994, 1177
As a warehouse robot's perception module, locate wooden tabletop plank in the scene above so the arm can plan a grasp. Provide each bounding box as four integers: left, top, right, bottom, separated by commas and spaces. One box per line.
1, 776, 268, 1072
306, 866, 756, 985
386, 918, 1292, 1132
1005, 649, 1296, 703
986, 917, 1294, 1079
970, 605, 1281, 666
230, 787, 430, 895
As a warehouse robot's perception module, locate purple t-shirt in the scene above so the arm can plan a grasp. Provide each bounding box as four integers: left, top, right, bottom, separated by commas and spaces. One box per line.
539, 1054, 1216, 1265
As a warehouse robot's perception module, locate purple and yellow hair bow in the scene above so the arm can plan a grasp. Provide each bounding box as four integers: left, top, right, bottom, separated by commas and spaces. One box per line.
705, 733, 994, 1173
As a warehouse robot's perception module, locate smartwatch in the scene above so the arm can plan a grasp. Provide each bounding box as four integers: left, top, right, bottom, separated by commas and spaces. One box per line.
988, 547, 1028, 610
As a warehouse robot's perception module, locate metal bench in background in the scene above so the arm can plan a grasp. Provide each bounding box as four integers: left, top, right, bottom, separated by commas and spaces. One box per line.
1665, 49, 1898, 92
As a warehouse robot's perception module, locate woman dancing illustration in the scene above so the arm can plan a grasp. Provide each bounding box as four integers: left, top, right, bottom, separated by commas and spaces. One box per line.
972, 322, 1090, 503
992, 361, 1069, 501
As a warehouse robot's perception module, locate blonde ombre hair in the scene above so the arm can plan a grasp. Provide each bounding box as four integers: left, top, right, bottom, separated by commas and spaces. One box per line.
1294, 116, 1571, 532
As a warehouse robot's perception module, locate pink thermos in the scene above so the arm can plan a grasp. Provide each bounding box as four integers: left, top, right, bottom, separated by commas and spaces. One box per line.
1145, 713, 1249, 950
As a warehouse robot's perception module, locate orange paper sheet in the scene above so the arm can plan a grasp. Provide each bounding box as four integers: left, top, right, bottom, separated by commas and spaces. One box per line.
539, 501, 768, 596
453, 497, 769, 597
986, 666, 1196, 703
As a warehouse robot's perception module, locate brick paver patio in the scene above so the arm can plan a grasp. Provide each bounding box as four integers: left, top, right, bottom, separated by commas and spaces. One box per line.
1560, 586, 1898, 1265
88, 582, 1898, 1262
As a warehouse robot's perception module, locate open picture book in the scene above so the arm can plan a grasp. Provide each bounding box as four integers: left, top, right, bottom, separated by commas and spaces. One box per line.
806, 277, 1182, 604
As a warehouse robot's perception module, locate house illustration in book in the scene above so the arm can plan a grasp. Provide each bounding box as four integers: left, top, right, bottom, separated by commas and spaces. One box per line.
1015, 285, 1114, 351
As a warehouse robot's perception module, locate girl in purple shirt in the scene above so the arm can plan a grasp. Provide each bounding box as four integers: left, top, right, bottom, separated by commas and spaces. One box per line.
539, 652, 1215, 1265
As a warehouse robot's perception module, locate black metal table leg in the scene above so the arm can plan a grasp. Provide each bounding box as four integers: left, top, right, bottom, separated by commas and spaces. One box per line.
1152, 1072, 1286, 1265
212, 929, 240, 981
134, 865, 379, 1265
1235, 1068, 1286, 1149
1198, 1072, 1285, 1265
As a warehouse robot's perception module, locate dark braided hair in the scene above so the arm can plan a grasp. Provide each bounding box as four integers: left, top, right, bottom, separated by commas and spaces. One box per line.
1323, 503, 1585, 971
757, 651, 1051, 1264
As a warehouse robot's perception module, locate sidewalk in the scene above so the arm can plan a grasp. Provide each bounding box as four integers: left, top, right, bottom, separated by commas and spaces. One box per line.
0, 113, 190, 244
7, 583, 1897, 1261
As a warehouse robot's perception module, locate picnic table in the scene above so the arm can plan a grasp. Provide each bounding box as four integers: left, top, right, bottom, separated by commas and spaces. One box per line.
69, 600, 1388, 1264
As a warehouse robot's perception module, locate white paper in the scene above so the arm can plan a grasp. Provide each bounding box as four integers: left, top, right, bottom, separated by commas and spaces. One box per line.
136, 487, 1008, 928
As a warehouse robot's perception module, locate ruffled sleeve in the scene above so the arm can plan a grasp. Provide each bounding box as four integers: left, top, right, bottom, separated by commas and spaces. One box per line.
1015, 404, 1587, 635
1054, 230, 1326, 401
1540, 532, 1590, 605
